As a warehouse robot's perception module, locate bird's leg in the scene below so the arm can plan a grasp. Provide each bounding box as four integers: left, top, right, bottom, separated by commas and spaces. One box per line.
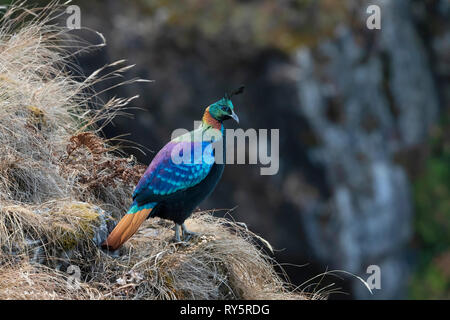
174, 224, 182, 242
181, 223, 199, 241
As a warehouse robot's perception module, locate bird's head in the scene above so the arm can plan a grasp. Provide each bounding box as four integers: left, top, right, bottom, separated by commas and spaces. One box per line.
207, 86, 244, 123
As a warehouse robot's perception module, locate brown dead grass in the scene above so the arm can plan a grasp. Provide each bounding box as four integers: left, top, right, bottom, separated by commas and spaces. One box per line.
0, 261, 101, 300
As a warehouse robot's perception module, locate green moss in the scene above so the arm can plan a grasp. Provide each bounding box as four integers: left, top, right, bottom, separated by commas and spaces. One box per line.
48, 203, 101, 251
410, 262, 450, 300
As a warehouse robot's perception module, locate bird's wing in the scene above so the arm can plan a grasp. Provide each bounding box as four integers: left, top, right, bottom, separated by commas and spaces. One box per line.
132, 139, 215, 204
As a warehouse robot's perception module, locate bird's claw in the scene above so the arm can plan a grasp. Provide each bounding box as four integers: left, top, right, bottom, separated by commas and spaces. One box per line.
172, 223, 200, 244
182, 231, 199, 241
181, 224, 200, 241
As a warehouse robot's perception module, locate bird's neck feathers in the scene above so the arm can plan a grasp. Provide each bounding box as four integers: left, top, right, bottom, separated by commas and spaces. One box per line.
201, 107, 223, 131
172, 108, 223, 144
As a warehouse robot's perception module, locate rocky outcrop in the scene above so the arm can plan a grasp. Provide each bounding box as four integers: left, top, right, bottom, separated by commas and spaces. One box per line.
295, 0, 441, 299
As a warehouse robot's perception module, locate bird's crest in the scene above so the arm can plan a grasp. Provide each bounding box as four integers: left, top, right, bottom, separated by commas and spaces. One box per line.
224, 86, 245, 101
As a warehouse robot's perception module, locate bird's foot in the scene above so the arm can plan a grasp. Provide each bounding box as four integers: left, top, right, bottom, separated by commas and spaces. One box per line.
181, 223, 200, 241
171, 224, 189, 246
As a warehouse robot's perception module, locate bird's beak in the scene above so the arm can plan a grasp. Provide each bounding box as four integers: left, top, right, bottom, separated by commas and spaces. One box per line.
230, 110, 239, 123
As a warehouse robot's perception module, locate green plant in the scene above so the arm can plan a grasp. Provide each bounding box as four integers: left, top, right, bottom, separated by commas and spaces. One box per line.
410, 114, 450, 299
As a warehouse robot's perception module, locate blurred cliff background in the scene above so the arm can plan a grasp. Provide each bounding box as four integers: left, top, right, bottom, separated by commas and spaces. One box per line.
3, 0, 448, 299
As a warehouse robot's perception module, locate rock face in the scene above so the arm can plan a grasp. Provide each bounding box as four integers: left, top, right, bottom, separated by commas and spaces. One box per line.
295, 0, 440, 299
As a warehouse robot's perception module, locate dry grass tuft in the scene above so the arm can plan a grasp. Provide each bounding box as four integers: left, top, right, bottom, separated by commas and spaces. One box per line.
97, 213, 308, 300
0, 0, 141, 216
0, 1, 311, 300
0, 261, 102, 300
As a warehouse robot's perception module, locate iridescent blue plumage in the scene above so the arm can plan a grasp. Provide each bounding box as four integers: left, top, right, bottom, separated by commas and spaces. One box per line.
132, 139, 215, 203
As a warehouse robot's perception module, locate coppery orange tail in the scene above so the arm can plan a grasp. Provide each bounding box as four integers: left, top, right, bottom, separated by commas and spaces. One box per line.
102, 208, 152, 250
